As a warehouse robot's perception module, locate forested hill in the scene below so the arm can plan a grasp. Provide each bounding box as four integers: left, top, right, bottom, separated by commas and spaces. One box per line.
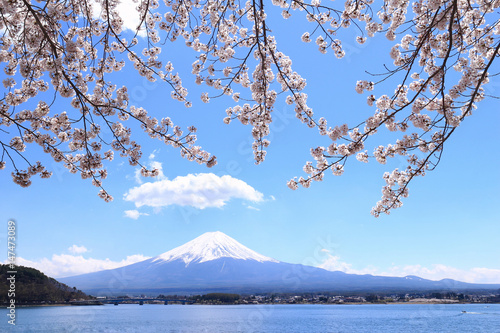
0, 264, 90, 304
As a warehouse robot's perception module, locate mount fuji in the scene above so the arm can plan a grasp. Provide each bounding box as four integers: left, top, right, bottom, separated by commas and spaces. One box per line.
59, 231, 500, 295
152, 231, 278, 265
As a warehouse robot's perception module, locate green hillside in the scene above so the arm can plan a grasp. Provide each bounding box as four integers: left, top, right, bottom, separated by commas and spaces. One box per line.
0, 264, 90, 304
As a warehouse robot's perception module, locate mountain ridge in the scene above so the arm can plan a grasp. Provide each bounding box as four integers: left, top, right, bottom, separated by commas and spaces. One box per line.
59, 231, 500, 295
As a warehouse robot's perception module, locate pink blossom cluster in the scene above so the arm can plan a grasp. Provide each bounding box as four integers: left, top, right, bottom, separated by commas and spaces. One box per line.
0, 0, 498, 213
286, 0, 499, 216
0, 0, 215, 200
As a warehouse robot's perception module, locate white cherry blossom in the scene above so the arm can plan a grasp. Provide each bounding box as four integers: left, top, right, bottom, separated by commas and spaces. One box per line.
0, 0, 498, 214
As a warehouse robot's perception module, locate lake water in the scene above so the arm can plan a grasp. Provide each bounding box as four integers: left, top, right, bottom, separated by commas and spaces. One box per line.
2, 304, 500, 332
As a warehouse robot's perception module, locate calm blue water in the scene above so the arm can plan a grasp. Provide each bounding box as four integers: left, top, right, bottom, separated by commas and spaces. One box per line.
2, 304, 499, 332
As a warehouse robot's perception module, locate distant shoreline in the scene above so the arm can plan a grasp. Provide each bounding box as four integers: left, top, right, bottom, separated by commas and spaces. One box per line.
1, 301, 104, 307
4, 301, 498, 307
2, 303, 72, 308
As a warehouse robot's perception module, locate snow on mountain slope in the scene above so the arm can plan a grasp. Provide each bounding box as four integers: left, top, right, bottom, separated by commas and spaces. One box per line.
59, 231, 500, 294
152, 231, 279, 265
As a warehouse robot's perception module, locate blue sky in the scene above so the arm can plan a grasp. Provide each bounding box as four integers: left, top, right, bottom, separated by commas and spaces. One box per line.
1, 2, 499, 284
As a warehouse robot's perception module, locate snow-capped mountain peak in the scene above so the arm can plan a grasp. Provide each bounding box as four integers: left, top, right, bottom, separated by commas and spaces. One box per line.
152, 231, 278, 265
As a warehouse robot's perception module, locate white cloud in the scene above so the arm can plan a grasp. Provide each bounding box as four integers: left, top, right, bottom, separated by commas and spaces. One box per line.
68, 245, 88, 254
124, 210, 149, 220
247, 205, 260, 211
134, 160, 166, 184
92, 0, 146, 36
124, 173, 264, 209
382, 264, 500, 284
148, 149, 160, 160
116, 0, 146, 35
13, 254, 151, 278
318, 254, 500, 284
134, 168, 144, 184
149, 161, 165, 180
318, 254, 378, 275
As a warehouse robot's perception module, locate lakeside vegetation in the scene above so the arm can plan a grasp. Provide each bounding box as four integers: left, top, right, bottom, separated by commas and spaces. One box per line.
0, 264, 91, 305
188, 293, 241, 304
